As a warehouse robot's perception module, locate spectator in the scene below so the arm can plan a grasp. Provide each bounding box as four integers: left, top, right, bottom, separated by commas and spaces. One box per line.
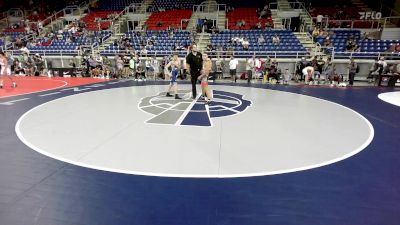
229, 56, 239, 82
272, 35, 280, 45
215, 56, 224, 79
151, 56, 160, 80
258, 35, 265, 44
312, 27, 319, 37
242, 38, 249, 50
140, 47, 148, 56
302, 66, 315, 83
255, 21, 262, 29
283, 69, 292, 84
264, 21, 273, 30
246, 56, 255, 83
255, 57, 264, 79
316, 14, 324, 27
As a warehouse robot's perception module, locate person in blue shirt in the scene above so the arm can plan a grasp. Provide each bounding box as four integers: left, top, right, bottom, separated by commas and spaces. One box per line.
165, 53, 182, 99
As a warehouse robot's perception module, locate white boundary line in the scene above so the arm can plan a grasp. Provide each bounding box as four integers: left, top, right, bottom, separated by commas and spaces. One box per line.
377, 91, 400, 107
15, 85, 375, 178
0, 79, 68, 99
174, 94, 200, 126
0, 98, 30, 105
39, 92, 62, 97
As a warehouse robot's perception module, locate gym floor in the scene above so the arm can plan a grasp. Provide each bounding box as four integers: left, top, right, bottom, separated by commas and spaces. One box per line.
0, 77, 399, 225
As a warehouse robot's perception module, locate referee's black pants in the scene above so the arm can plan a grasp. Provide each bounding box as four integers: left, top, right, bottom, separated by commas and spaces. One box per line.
191, 74, 199, 99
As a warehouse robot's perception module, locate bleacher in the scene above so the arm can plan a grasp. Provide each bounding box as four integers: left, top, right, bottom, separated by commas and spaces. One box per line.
102, 30, 192, 56
0, 32, 26, 38
315, 29, 400, 58
227, 8, 273, 30
26, 31, 112, 55
0, 32, 26, 49
148, 0, 201, 11
81, 11, 121, 31
96, 0, 143, 11
210, 30, 307, 57
145, 9, 192, 30
315, 30, 361, 52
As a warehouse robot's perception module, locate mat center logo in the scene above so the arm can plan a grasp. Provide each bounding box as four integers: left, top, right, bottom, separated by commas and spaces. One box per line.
138, 90, 252, 126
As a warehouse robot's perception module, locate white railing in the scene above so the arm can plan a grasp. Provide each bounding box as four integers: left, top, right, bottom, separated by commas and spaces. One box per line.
332, 51, 400, 59
98, 49, 310, 58
288, 1, 305, 10
4, 48, 400, 62
313, 18, 384, 29
106, 3, 142, 33
193, 3, 226, 13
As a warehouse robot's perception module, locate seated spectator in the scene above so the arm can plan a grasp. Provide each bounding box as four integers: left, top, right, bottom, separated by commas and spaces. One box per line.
238, 36, 244, 45
324, 38, 332, 47
272, 35, 280, 45
258, 35, 265, 44
265, 21, 273, 30
206, 43, 214, 51
255, 21, 262, 29
312, 27, 319, 37
387, 43, 400, 53
140, 47, 148, 56
345, 42, 356, 52
242, 38, 249, 50
236, 19, 246, 28
328, 68, 343, 85
231, 36, 239, 45
319, 29, 328, 37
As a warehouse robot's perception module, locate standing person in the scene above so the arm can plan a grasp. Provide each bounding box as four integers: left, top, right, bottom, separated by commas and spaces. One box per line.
229, 56, 239, 82
151, 56, 160, 80
283, 68, 291, 85
0, 52, 16, 88
348, 58, 357, 86
198, 53, 212, 104
246, 55, 255, 83
165, 53, 182, 99
116, 55, 124, 79
129, 56, 136, 78
186, 44, 203, 99
135, 61, 146, 81
215, 56, 224, 79
145, 57, 152, 78
0, 52, 8, 88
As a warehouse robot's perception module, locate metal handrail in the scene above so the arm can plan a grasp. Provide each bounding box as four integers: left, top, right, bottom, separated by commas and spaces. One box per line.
4, 48, 400, 60
312, 18, 383, 29
193, 3, 226, 13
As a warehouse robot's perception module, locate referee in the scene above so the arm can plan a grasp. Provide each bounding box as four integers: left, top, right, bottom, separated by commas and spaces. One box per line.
186, 44, 203, 99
